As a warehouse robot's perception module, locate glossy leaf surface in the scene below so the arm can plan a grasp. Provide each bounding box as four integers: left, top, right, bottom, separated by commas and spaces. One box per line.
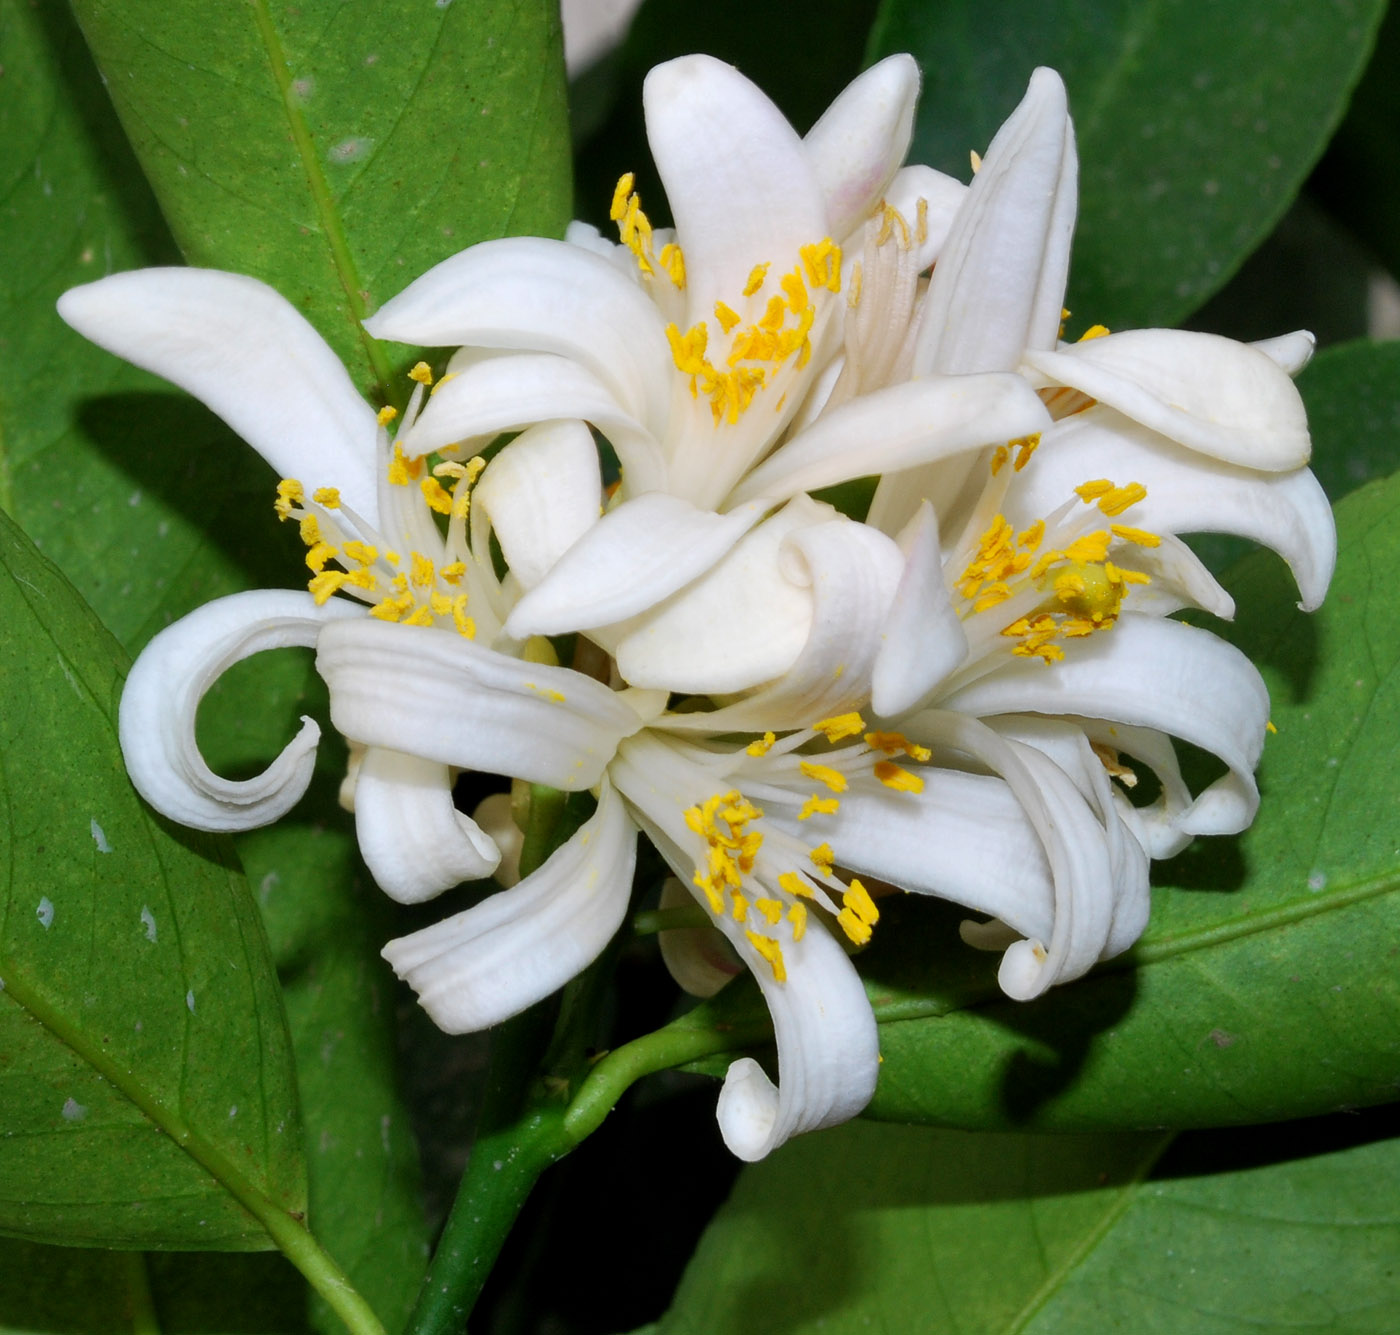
0, 508, 303, 1249
867, 0, 1386, 329
66, 0, 572, 399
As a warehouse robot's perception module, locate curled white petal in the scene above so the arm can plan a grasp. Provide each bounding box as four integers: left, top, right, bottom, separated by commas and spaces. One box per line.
119, 589, 360, 831
1253, 329, 1315, 376
506, 494, 770, 637
317, 620, 642, 789
381, 779, 637, 1032
58, 269, 380, 519
354, 748, 500, 904
1023, 329, 1312, 470
472, 420, 603, 591
364, 238, 673, 432
803, 53, 920, 242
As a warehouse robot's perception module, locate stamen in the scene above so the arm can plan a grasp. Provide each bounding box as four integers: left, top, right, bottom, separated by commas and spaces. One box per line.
376, 405, 398, 427
313, 487, 341, 508
746, 731, 777, 757
874, 761, 924, 794
799, 761, 847, 793
408, 361, 434, 387
814, 712, 865, 742
798, 794, 839, 821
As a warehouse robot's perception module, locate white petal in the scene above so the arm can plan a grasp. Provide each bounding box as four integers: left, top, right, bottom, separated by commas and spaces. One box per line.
119, 589, 361, 831
913, 67, 1077, 375
363, 238, 673, 433
472, 791, 525, 887
661, 514, 907, 732
353, 747, 500, 904
871, 501, 968, 716
381, 778, 637, 1031
644, 55, 827, 326
942, 613, 1269, 838
472, 420, 603, 591
803, 54, 920, 242
727, 372, 1052, 506
505, 493, 770, 637
316, 620, 642, 789
58, 269, 380, 519
1252, 329, 1315, 376
1023, 330, 1311, 470
715, 921, 879, 1160
403, 352, 668, 495
1009, 409, 1336, 610
613, 498, 831, 693
765, 768, 1055, 945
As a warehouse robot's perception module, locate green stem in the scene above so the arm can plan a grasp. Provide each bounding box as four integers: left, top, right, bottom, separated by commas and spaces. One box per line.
123, 1253, 160, 1335
631, 904, 711, 935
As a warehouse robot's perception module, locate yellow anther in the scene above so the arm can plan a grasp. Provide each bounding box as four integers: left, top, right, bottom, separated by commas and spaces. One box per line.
798, 794, 839, 821
788, 901, 808, 941
1017, 519, 1046, 550
308, 570, 348, 604
428, 372, 458, 398
369, 598, 405, 622
313, 487, 341, 508
429, 591, 453, 616
304, 541, 336, 573
298, 513, 321, 546
376, 405, 398, 427
915, 197, 929, 244
1074, 479, 1115, 501
730, 891, 749, 923
863, 733, 931, 763
692, 871, 725, 916
410, 552, 435, 588
420, 475, 454, 515
837, 908, 873, 947
1096, 483, 1148, 517
440, 561, 467, 584
743, 262, 770, 297
610, 173, 634, 221
844, 878, 879, 926
659, 242, 686, 289
745, 929, 787, 983
778, 871, 814, 900
809, 843, 835, 875
345, 568, 375, 592
1266, 720, 1278, 735
799, 238, 841, 291
874, 760, 924, 793
275, 478, 304, 518
452, 597, 475, 639
970, 149, 983, 174
814, 712, 865, 742
1078, 324, 1111, 341
746, 731, 777, 757
1110, 524, 1161, 548
403, 604, 435, 627
408, 361, 434, 386
341, 540, 378, 566
388, 445, 415, 486
1063, 531, 1112, 564
799, 761, 848, 793
847, 261, 863, 308
755, 898, 784, 926
714, 301, 741, 333
1012, 434, 1041, 470
990, 444, 1011, 475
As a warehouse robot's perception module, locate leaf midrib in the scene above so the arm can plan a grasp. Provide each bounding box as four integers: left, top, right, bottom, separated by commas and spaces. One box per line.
246, 0, 394, 399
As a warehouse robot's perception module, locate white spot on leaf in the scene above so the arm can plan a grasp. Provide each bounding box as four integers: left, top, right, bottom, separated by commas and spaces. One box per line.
186, 989, 196, 1013
90, 819, 111, 853
140, 906, 157, 943
61, 1098, 87, 1121
328, 136, 373, 164
36, 897, 54, 929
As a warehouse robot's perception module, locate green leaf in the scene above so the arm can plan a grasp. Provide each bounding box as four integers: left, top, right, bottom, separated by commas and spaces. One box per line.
0, 1238, 308, 1334
0, 508, 304, 1250
66, 0, 572, 398
866, 0, 1387, 329
652, 1113, 1400, 1334
1299, 341, 1400, 501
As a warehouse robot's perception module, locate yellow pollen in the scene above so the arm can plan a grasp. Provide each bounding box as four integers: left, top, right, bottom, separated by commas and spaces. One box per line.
304, 541, 336, 573
376, 405, 398, 427
713, 301, 740, 333
1063, 531, 1112, 564
844, 878, 879, 926
298, 513, 321, 546
847, 262, 863, 308
692, 871, 725, 916
743, 262, 770, 297
1078, 324, 1111, 341
429, 372, 457, 397
1075, 479, 1115, 502
874, 761, 924, 793
778, 871, 814, 900
610, 173, 634, 220
659, 242, 686, 289
1012, 434, 1041, 470
799, 238, 841, 291
755, 897, 784, 926
440, 561, 467, 584
420, 475, 454, 515
452, 597, 475, 639
1110, 524, 1161, 548
410, 552, 435, 587
1017, 519, 1046, 549
744, 930, 787, 982
837, 908, 872, 947
308, 570, 348, 604
313, 487, 341, 508
788, 902, 808, 941
429, 592, 453, 616
864, 732, 931, 763
408, 361, 434, 386
798, 794, 839, 821
341, 540, 378, 566
388, 445, 417, 486
990, 444, 1010, 475
1266, 720, 1278, 735
1097, 483, 1148, 517
403, 604, 435, 627
799, 760, 847, 793
275, 478, 304, 519
809, 843, 835, 875
814, 712, 865, 742
730, 890, 749, 923
746, 731, 777, 757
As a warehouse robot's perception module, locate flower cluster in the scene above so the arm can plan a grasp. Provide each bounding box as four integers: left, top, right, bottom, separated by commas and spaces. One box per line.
59, 54, 1334, 1160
